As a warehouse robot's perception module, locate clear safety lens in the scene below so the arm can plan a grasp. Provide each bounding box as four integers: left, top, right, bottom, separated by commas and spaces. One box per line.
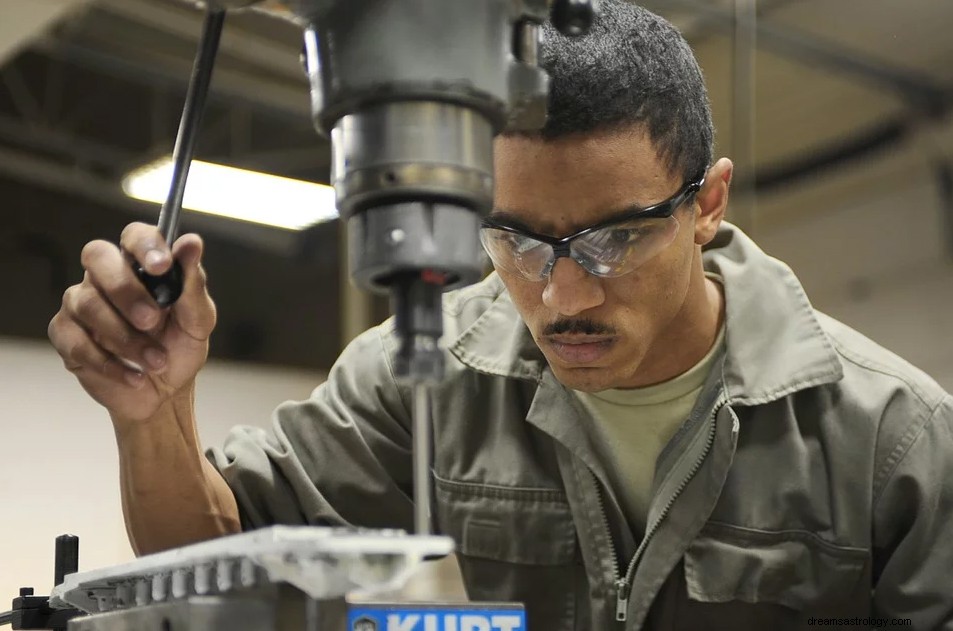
479, 228, 554, 281
479, 215, 679, 281
570, 216, 679, 277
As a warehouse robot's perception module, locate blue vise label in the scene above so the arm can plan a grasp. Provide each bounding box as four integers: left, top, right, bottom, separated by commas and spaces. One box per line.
348, 603, 526, 631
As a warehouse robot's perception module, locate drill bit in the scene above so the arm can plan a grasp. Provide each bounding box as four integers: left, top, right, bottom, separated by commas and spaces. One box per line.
412, 382, 433, 536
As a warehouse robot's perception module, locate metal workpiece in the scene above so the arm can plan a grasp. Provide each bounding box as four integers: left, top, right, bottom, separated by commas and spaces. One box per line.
49, 527, 454, 615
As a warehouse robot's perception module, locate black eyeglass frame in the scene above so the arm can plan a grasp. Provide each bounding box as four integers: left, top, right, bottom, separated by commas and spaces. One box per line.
480, 174, 706, 263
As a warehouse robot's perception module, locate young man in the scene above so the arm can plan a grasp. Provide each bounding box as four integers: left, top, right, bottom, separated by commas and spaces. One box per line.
47, 1, 953, 629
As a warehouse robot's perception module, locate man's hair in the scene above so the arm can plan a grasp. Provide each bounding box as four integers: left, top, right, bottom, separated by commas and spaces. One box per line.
513, 0, 714, 182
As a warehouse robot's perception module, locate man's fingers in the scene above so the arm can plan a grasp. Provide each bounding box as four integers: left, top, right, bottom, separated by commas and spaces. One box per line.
170, 234, 217, 340
173, 233, 204, 270
48, 312, 147, 389
49, 225, 217, 421
119, 222, 173, 276
81, 241, 165, 332
80, 230, 216, 345
62, 284, 168, 374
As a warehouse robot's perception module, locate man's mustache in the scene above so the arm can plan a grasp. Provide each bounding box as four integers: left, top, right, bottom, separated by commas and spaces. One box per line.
543, 318, 616, 337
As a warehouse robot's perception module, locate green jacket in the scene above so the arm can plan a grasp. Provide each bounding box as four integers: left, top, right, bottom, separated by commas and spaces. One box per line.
210, 223, 953, 630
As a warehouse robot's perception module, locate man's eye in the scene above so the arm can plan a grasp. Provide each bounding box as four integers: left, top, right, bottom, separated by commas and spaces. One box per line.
607, 228, 641, 244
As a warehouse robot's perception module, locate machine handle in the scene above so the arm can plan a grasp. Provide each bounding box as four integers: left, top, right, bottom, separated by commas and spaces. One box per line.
136, 8, 225, 307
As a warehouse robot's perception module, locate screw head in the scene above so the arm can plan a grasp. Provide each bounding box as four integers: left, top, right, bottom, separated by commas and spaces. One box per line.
387, 228, 406, 245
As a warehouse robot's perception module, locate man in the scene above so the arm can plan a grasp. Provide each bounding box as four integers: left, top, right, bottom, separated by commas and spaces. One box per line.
47, 2, 953, 629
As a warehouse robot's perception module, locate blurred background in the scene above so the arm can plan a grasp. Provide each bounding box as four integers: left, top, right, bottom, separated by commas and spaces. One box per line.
2, 0, 952, 604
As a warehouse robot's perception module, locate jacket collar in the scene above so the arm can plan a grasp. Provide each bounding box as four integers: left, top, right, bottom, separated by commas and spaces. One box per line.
447, 222, 843, 404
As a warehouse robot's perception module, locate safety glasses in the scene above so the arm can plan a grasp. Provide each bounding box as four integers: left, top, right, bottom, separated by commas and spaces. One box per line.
480, 176, 705, 281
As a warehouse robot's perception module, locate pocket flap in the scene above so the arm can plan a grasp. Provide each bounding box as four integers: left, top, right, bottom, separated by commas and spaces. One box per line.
434, 474, 577, 566
684, 522, 868, 610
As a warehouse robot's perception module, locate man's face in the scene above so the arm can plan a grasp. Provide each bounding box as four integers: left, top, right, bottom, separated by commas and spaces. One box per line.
492, 126, 703, 392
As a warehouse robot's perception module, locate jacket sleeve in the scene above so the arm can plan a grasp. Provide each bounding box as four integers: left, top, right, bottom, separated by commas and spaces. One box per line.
872, 393, 953, 628
206, 321, 416, 531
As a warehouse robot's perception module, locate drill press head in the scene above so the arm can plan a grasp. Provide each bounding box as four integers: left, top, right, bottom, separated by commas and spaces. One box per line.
216, 0, 594, 382
300, 0, 570, 382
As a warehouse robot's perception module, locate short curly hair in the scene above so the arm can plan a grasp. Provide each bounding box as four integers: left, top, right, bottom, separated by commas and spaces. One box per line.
510, 0, 714, 181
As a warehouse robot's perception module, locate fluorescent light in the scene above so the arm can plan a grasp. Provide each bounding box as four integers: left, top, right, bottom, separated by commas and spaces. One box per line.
122, 157, 338, 231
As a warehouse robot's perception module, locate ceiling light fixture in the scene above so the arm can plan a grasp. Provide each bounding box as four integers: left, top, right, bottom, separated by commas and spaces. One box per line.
122, 157, 338, 231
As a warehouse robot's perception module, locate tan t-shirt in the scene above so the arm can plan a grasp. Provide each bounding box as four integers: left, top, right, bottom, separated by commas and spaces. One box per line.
575, 292, 725, 536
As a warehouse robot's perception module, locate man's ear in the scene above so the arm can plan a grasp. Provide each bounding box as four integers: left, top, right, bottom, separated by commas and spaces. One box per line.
694, 158, 733, 246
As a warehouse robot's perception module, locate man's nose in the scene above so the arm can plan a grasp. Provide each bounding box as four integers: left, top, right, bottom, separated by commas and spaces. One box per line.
541, 257, 606, 316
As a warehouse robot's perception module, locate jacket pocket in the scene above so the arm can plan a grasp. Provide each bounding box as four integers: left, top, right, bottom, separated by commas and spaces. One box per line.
683, 521, 868, 610
434, 474, 580, 630
434, 473, 578, 565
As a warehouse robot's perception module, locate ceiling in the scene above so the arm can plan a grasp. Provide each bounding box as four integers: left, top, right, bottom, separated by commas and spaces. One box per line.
1, 0, 952, 370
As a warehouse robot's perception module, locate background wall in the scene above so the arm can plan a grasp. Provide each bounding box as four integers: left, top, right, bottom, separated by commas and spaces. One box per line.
754, 134, 953, 391
0, 336, 325, 603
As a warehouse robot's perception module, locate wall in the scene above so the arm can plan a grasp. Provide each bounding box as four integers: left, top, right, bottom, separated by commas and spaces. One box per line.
755, 134, 953, 391
0, 335, 325, 603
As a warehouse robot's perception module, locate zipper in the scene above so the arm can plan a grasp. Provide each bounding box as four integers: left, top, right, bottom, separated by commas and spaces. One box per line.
589, 467, 623, 615
615, 577, 632, 621
605, 396, 729, 623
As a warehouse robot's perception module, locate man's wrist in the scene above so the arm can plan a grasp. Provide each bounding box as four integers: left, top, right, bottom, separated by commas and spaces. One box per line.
111, 382, 196, 442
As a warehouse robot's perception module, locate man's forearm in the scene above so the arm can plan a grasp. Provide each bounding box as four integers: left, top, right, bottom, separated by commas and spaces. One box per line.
114, 384, 241, 556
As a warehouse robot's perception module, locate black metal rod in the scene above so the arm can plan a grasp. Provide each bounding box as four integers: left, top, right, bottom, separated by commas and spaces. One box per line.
136, 8, 225, 308
0, 610, 13, 626
54, 535, 79, 586
158, 8, 226, 244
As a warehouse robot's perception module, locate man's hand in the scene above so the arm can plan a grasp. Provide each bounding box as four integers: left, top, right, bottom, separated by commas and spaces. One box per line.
48, 223, 217, 424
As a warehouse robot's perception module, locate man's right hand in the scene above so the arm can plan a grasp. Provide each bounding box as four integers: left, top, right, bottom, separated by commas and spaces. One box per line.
49, 223, 218, 424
